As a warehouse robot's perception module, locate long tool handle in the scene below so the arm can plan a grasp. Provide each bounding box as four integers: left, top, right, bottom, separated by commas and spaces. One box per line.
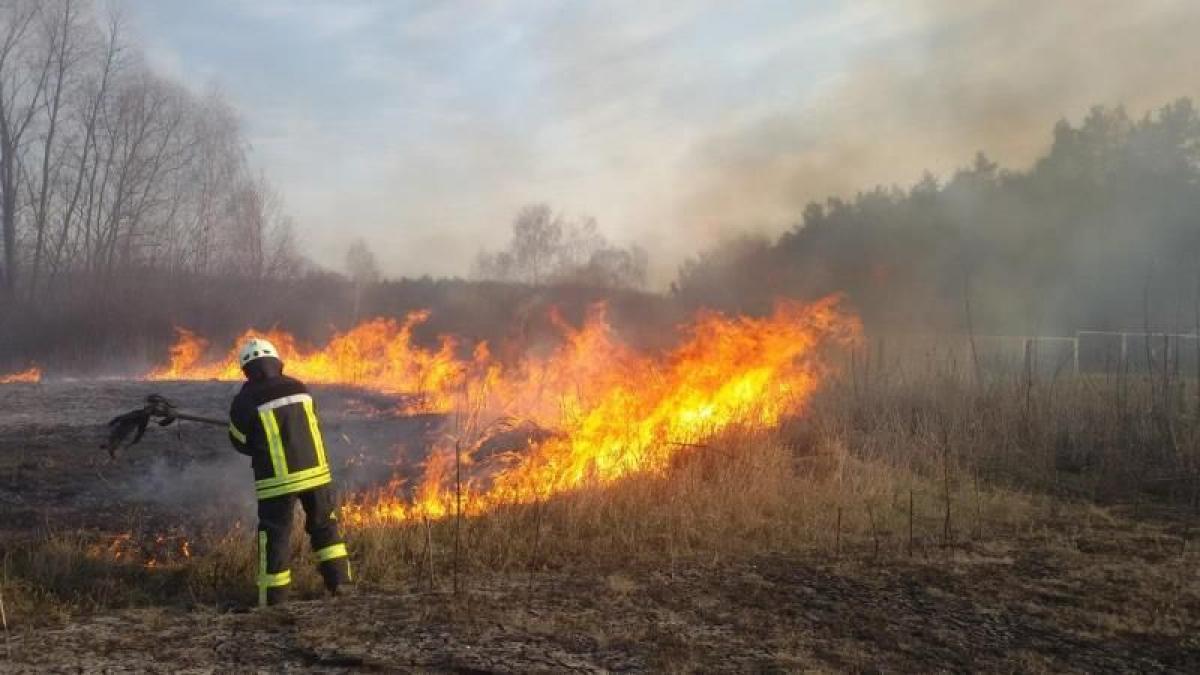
172, 412, 228, 427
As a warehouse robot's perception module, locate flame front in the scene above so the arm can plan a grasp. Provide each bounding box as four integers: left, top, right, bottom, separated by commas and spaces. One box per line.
148, 297, 860, 525
0, 366, 41, 384
148, 312, 478, 412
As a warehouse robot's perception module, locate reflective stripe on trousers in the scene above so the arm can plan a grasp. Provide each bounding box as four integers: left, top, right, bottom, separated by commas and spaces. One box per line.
316, 542, 352, 581
315, 543, 348, 562
258, 530, 291, 607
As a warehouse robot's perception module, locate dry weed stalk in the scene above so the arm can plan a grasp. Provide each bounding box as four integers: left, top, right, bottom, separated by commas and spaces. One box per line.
527, 494, 542, 611
0, 582, 10, 659
834, 506, 842, 557
866, 502, 879, 558
422, 516, 436, 590
907, 490, 915, 557
453, 438, 462, 596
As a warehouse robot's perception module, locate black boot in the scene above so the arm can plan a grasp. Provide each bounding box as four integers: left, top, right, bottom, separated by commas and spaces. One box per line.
319, 557, 353, 595
265, 584, 291, 606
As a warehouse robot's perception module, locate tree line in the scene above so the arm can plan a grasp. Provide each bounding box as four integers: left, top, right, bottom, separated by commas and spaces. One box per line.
3, 10, 1197, 372
674, 99, 1200, 335
0, 0, 299, 308
472, 203, 648, 290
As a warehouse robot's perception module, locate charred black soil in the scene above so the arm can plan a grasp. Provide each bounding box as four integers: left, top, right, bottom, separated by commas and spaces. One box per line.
1, 380, 1199, 673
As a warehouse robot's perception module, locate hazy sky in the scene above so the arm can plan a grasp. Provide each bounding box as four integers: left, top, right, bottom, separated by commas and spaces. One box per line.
126, 0, 1200, 285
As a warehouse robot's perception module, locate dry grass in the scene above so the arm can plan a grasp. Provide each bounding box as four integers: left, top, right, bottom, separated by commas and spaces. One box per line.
3, 360, 1196, 628
347, 424, 1046, 587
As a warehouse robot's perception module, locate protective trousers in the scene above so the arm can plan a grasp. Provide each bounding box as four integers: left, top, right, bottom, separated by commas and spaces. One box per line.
256, 484, 351, 606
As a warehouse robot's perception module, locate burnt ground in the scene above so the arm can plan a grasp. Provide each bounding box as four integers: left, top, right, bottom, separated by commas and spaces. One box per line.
2, 381, 1200, 672
0, 380, 442, 556
4, 530, 1200, 673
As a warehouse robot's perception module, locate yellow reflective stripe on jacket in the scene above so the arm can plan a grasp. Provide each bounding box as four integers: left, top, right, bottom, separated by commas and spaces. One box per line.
255, 470, 331, 500
258, 393, 312, 411
315, 543, 348, 562
302, 399, 328, 468
259, 409, 288, 477
255, 464, 330, 491
251, 393, 332, 501
229, 422, 247, 444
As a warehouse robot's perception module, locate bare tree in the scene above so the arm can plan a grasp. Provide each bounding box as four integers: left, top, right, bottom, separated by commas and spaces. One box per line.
0, 0, 300, 310
557, 215, 603, 271
473, 203, 647, 289
223, 173, 301, 278
44, 0, 113, 296
345, 237, 381, 286
263, 213, 301, 279
26, 0, 87, 299
346, 237, 381, 319
511, 203, 560, 285
0, 0, 50, 299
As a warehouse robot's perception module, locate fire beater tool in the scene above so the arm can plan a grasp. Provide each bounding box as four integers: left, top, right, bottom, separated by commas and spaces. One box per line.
103, 394, 226, 457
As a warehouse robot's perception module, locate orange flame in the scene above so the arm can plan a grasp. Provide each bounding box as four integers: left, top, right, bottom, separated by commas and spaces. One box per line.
0, 366, 40, 384
344, 296, 859, 524
147, 297, 860, 525
148, 312, 480, 413
87, 532, 194, 568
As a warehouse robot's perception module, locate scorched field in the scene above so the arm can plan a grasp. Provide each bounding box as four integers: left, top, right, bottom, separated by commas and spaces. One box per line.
1, 299, 1199, 672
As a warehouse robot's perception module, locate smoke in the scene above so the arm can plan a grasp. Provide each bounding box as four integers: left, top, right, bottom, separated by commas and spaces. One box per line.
128, 1, 1200, 291
119, 386, 451, 513
677, 0, 1200, 239
131, 453, 254, 519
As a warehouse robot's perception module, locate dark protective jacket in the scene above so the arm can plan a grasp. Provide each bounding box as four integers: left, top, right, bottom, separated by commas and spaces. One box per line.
228, 357, 332, 500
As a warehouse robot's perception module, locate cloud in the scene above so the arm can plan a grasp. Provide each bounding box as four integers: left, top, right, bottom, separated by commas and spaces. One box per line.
127, 0, 1200, 286
231, 0, 384, 39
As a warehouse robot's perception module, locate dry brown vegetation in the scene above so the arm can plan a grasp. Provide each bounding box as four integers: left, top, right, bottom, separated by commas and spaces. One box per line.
2, 353, 1200, 670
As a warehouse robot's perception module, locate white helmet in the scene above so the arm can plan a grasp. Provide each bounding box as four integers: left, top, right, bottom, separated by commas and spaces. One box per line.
238, 337, 280, 367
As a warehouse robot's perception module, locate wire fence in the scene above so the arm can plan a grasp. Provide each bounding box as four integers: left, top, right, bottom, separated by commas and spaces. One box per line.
848, 330, 1200, 379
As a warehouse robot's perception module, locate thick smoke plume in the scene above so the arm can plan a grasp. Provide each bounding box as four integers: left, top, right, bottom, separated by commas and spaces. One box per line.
679, 0, 1200, 237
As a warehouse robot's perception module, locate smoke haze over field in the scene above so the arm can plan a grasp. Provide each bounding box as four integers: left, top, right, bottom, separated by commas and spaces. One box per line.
125, 1, 1200, 285
685, 1, 1200, 237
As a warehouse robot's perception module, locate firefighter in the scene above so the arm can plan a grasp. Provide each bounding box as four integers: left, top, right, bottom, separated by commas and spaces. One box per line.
227, 337, 351, 607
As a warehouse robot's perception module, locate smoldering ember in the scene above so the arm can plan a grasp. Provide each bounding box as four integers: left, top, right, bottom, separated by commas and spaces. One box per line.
2, 1, 1200, 672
